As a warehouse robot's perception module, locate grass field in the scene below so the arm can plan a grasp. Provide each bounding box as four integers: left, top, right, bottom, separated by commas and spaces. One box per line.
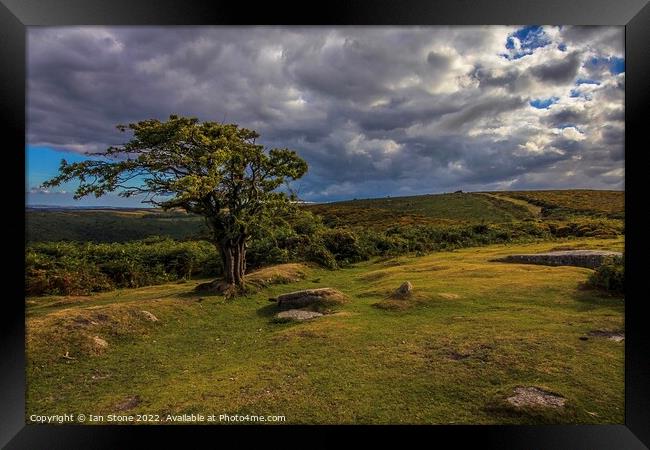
307, 192, 533, 229
26, 237, 624, 425
494, 190, 624, 218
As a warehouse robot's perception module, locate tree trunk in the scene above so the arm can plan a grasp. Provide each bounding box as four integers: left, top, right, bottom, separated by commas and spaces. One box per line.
219, 238, 246, 287
221, 242, 235, 286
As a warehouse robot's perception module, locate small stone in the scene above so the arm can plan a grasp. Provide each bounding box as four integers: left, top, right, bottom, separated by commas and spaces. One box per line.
275, 309, 323, 321
506, 386, 566, 408
393, 281, 413, 298
92, 336, 108, 349
140, 310, 159, 322
587, 330, 624, 342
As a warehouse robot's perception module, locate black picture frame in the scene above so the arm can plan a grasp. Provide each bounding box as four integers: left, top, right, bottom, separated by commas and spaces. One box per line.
2, 0, 648, 448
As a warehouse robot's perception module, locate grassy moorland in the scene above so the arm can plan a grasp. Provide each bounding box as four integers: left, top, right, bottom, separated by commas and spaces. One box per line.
27, 190, 624, 243
307, 192, 533, 228
26, 237, 624, 425
26, 209, 207, 243
493, 190, 625, 219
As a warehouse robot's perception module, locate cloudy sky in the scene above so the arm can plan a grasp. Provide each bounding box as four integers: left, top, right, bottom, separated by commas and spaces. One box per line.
26, 26, 624, 206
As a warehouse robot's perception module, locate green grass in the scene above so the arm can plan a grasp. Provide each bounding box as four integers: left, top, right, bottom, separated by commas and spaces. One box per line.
26, 237, 624, 424
494, 190, 624, 218
308, 192, 532, 228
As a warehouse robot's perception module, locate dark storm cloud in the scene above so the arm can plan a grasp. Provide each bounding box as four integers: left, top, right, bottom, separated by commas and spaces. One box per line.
27, 26, 625, 202
529, 52, 581, 84
541, 109, 588, 128
472, 66, 521, 90
440, 96, 527, 130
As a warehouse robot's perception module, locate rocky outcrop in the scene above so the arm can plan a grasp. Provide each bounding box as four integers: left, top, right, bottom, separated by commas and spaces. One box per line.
270, 288, 347, 309
493, 250, 622, 269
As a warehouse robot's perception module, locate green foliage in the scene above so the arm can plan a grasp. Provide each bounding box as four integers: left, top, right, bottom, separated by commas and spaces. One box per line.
320, 229, 366, 266
26, 238, 219, 296
26, 189, 625, 292
587, 256, 624, 294
42, 115, 308, 285
546, 218, 622, 238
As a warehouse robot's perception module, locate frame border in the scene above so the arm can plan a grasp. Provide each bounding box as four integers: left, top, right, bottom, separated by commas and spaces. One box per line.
3, 1, 648, 448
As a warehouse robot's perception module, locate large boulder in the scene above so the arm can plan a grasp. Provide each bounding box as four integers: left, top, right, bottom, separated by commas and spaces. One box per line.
270, 288, 347, 309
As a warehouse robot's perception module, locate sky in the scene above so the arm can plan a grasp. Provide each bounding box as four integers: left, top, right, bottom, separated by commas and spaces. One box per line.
26, 26, 625, 207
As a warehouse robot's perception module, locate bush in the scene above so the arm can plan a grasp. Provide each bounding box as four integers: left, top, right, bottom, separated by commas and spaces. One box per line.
26, 238, 219, 296
304, 242, 338, 269
320, 229, 366, 265
587, 257, 624, 294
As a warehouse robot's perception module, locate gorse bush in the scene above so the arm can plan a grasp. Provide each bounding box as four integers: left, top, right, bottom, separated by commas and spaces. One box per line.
26, 238, 219, 296
587, 256, 624, 294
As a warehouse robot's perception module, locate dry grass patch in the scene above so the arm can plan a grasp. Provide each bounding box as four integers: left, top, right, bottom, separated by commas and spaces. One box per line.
246, 263, 310, 287
195, 263, 310, 295
27, 303, 163, 364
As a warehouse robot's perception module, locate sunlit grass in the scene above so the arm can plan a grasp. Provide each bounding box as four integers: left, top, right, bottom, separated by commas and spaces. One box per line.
26, 237, 624, 424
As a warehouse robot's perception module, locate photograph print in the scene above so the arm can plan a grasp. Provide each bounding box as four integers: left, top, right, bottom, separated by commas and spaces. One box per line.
26, 25, 625, 425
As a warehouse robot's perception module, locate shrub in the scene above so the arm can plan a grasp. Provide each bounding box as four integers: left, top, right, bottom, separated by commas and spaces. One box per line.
587, 257, 624, 294
26, 238, 219, 296
304, 242, 338, 269
320, 229, 366, 265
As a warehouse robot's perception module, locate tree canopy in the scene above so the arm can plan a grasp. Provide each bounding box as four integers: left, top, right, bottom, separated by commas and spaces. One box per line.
43, 115, 308, 289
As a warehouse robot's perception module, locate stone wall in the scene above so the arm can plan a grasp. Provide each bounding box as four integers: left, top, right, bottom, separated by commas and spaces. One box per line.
493, 250, 622, 269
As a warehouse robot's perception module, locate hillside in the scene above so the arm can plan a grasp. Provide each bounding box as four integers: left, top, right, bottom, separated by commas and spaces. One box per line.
490, 190, 624, 219
307, 192, 533, 229
26, 190, 624, 242
26, 209, 207, 242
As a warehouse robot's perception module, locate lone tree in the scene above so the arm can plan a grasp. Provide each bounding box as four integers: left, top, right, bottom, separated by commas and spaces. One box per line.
42, 115, 308, 291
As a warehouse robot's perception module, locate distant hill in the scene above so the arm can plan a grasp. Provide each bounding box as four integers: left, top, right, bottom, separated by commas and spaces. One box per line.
307, 190, 623, 229
26, 208, 207, 243
26, 189, 624, 242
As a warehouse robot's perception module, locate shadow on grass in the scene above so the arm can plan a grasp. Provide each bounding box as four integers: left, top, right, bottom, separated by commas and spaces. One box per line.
256, 303, 281, 318
569, 284, 624, 312
177, 289, 222, 299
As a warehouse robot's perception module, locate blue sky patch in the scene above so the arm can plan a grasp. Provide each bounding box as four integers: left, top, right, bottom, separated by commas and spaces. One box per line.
26, 146, 89, 189
503, 25, 552, 59
609, 56, 624, 75
530, 97, 559, 109
585, 55, 625, 75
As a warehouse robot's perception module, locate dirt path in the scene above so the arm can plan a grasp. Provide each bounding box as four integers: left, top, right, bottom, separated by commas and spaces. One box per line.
479, 193, 542, 218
